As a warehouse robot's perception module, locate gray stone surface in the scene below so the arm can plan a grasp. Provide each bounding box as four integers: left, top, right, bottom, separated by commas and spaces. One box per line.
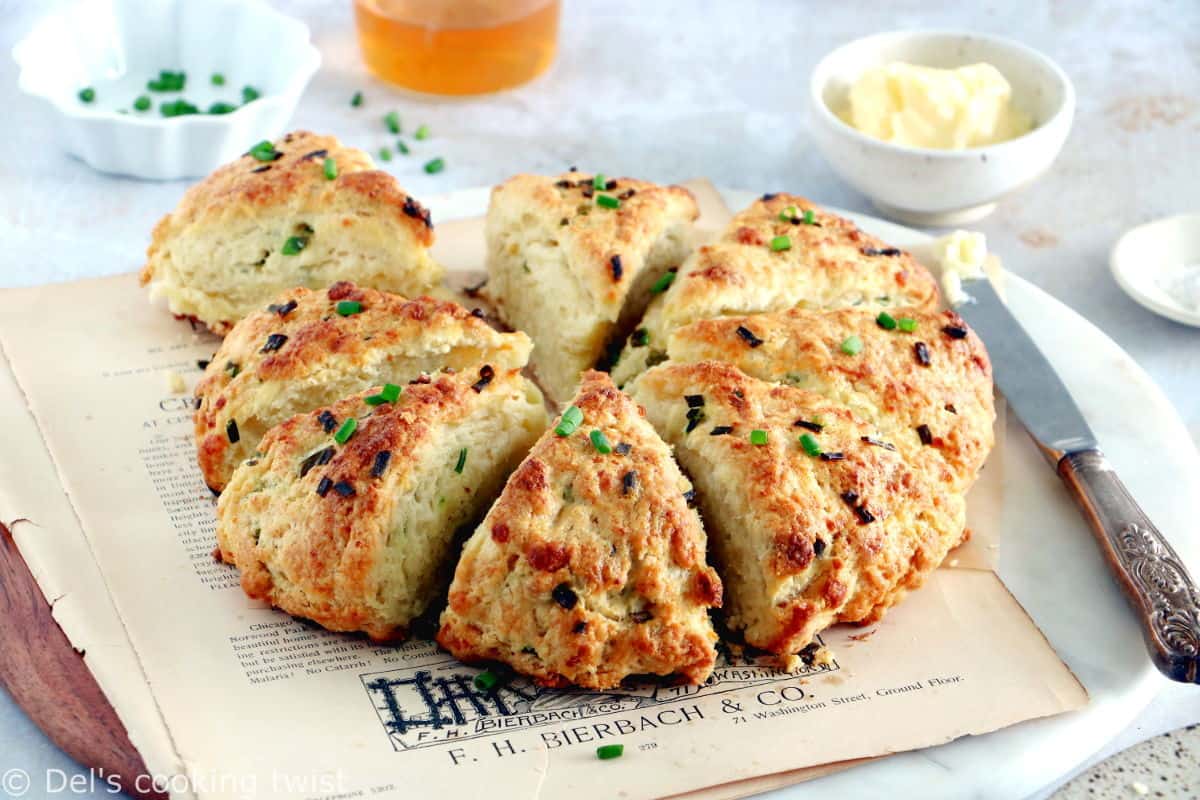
0, 0, 1197, 797
1054, 725, 1199, 799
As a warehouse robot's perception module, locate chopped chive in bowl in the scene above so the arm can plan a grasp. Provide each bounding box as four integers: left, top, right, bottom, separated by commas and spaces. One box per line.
78, 87, 95, 103
211, 73, 225, 86
242, 85, 260, 103
379, 146, 392, 162
396, 140, 410, 155
424, 157, 445, 174
351, 91, 363, 107
208, 102, 237, 115
414, 124, 430, 140
133, 95, 151, 111
384, 111, 401, 134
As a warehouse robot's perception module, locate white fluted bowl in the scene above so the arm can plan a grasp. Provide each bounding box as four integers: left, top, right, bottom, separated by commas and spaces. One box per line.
13, 0, 321, 180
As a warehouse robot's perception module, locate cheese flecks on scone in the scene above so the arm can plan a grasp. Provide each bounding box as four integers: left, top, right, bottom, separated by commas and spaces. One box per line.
216, 369, 547, 641
437, 371, 722, 689
627, 361, 964, 656
610, 193, 940, 387
663, 307, 994, 493
194, 282, 533, 493
141, 131, 442, 334
483, 172, 698, 402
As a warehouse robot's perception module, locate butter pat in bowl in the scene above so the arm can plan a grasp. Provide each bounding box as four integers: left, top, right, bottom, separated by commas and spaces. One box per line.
810, 31, 1074, 225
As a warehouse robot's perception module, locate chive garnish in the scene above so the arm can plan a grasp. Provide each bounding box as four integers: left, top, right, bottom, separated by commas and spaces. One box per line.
813, 538, 827, 555
241, 86, 260, 103
898, 317, 918, 333
350, 91, 363, 107
336, 300, 362, 316
802, 209, 816, 225
552, 583, 578, 609
281, 236, 307, 255
368, 450, 391, 479
248, 140, 280, 162
621, 470, 637, 495
736, 325, 764, 348
819, 452, 845, 461
474, 671, 499, 691
799, 433, 821, 456
610, 254, 623, 281
555, 405, 583, 436
854, 504, 876, 524
78, 87, 95, 103
631, 328, 649, 347
414, 124, 430, 140
593, 173, 606, 190
914, 341, 932, 366
225, 361, 241, 378
333, 480, 355, 497
261, 333, 288, 353
384, 111, 401, 134
861, 435, 897, 451
840, 335, 863, 355
471, 364, 495, 393
589, 430, 612, 454
710, 425, 733, 436
424, 157, 445, 174
318, 410, 338, 433
133, 95, 151, 111
794, 419, 823, 433
597, 744, 624, 760
365, 382, 402, 406
596, 194, 620, 209
316, 476, 333, 497
211, 73, 225, 86
334, 417, 357, 444
323, 157, 337, 180
876, 312, 897, 330
685, 406, 705, 433
778, 206, 797, 222
769, 235, 791, 252
379, 147, 392, 162
685, 394, 704, 408
750, 429, 768, 446
226, 419, 240, 443
650, 270, 676, 293
454, 447, 468, 474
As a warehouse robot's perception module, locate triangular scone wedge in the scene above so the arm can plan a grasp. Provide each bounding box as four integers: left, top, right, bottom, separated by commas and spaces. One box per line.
437, 371, 722, 689
611, 193, 940, 386
484, 172, 698, 402
216, 367, 547, 641
626, 361, 964, 656
195, 281, 533, 493
141, 131, 442, 333
663, 307, 994, 493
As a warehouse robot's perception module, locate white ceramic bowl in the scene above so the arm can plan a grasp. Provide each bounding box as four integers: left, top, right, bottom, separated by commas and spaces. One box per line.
13, 0, 321, 181
809, 30, 1075, 226
1111, 212, 1200, 328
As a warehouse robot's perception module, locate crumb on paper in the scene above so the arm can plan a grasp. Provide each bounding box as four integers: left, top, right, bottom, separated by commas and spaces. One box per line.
1130, 781, 1149, 795
948, 558, 960, 568
849, 629, 877, 643
166, 370, 187, 394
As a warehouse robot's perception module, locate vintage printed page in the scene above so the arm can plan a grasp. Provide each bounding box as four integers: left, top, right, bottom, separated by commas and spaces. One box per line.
0, 189, 1081, 800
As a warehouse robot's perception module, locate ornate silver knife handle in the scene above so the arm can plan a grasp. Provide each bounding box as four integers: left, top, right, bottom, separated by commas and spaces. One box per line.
1058, 449, 1200, 683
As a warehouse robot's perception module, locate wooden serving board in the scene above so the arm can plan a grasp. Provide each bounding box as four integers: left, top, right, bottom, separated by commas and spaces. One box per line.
0, 520, 164, 800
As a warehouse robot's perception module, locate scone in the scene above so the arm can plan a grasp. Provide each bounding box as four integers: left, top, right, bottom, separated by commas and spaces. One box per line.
626, 361, 964, 656
217, 367, 547, 640
611, 193, 940, 386
141, 131, 441, 334
483, 172, 698, 402
663, 307, 994, 493
437, 371, 722, 688
195, 281, 532, 493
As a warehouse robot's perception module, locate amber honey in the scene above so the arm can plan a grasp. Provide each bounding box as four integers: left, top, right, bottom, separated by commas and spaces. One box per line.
354, 0, 560, 95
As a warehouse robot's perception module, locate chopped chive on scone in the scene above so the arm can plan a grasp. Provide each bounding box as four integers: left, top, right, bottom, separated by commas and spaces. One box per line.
437, 371, 722, 689
195, 282, 533, 493
662, 306, 995, 494
141, 131, 442, 334
216, 367, 547, 641
483, 172, 698, 402
610, 193, 941, 388
627, 360, 965, 657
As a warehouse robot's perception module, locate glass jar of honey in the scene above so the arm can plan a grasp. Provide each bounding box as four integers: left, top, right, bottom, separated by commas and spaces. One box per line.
353, 0, 561, 95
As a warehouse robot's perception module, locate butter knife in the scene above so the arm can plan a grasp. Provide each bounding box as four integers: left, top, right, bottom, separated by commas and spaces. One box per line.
956, 277, 1200, 683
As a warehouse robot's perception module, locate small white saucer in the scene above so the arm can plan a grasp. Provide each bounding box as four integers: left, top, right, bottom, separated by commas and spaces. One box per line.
1110, 212, 1200, 328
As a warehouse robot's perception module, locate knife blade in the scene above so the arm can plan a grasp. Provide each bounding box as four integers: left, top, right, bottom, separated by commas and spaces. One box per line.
955, 276, 1200, 683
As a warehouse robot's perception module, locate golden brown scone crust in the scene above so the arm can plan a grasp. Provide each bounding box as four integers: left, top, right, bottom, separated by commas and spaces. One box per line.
484, 172, 698, 401
627, 361, 964, 656
142, 131, 441, 333
216, 368, 547, 641
611, 194, 940, 386
665, 307, 994, 493
195, 281, 532, 492
437, 371, 722, 689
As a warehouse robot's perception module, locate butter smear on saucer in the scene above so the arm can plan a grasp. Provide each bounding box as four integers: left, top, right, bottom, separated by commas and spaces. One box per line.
839, 62, 1033, 149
